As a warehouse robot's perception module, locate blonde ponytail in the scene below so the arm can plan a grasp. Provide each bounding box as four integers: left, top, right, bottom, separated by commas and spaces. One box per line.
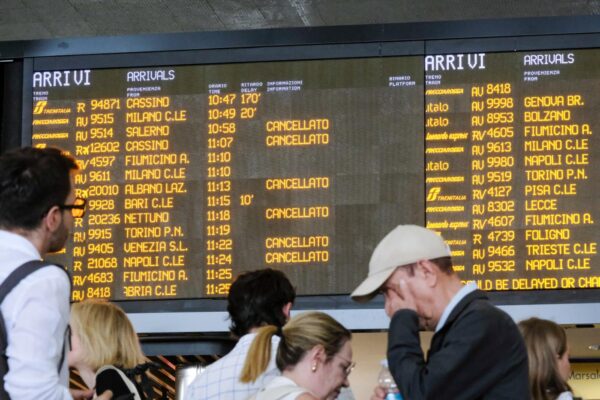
240, 325, 278, 383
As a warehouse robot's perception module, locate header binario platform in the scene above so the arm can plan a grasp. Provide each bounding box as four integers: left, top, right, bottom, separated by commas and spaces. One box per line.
17, 18, 600, 309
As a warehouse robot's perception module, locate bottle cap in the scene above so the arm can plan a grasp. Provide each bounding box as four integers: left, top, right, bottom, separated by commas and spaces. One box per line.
380, 359, 389, 368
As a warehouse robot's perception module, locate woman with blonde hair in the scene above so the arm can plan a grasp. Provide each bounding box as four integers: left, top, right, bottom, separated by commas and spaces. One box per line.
68, 299, 151, 399
241, 311, 353, 400
518, 317, 574, 400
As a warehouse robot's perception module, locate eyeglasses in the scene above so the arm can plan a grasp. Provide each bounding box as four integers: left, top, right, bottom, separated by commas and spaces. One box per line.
335, 354, 356, 377
59, 197, 87, 218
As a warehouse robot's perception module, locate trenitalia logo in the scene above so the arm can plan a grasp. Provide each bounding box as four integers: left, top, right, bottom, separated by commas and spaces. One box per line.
33, 101, 72, 115
427, 187, 441, 201
33, 101, 47, 114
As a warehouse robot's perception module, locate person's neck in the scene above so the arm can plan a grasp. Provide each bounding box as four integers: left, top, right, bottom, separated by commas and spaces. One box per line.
7, 227, 47, 255
282, 366, 317, 397
76, 365, 97, 390
431, 276, 464, 326
442, 276, 465, 303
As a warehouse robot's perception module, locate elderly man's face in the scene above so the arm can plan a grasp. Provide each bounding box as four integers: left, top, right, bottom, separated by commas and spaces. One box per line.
381, 263, 437, 330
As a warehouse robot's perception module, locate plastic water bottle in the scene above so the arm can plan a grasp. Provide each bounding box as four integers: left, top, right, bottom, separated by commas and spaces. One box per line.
378, 359, 403, 400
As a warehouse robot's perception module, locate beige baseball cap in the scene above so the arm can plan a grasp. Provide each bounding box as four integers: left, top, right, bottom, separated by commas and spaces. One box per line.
350, 225, 451, 302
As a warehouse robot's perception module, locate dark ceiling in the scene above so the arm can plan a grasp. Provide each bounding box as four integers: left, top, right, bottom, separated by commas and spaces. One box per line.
1, 0, 600, 42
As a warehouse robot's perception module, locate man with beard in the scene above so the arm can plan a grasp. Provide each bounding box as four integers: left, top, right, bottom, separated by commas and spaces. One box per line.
0, 147, 106, 399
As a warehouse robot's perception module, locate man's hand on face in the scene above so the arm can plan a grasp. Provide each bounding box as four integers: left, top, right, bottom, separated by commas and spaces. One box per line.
383, 275, 417, 318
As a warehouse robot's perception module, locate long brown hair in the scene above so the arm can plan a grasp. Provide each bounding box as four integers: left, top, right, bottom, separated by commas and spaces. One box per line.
518, 317, 571, 400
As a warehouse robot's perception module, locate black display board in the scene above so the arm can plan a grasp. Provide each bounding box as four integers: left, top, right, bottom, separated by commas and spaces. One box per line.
424, 49, 599, 292
31, 57, 424, 301
1, 17, 599, 320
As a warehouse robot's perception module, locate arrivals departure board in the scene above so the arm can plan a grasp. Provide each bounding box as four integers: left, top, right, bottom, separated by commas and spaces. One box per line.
31, 57, 424, 301
29, 45, 600, 301
425, 49, 599, 291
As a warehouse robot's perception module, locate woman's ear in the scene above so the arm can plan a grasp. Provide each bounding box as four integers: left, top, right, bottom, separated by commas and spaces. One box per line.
282, 302, 292, 321
310, 344, 326, 364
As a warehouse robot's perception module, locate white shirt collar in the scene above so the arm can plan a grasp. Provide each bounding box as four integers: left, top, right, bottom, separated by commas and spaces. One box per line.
0, 229, 41, 259
435, 281, 478, 332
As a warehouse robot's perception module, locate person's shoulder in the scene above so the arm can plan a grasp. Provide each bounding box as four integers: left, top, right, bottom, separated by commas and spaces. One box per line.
192, 359, 220, 381
38, 263, 69, 278
97, 366, 122, 380
187, 354, 230, 386
460, 291, 511, 321
21, 265, 71, 297
17, 261, 69, 283
556, 391, 575, 400
96, 366, 138, 398
452, 292, 520, 335
2, 260, 70, 303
